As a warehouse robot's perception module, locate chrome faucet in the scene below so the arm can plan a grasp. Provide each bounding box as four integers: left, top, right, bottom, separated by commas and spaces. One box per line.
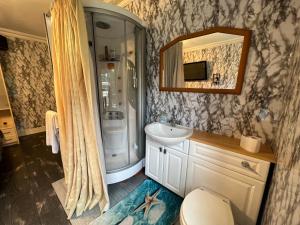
169, 109, 178, 127
169, 118, 177, 127
159, 112, 168, 124
169, 115, 177, 127
159, 112, 177, 127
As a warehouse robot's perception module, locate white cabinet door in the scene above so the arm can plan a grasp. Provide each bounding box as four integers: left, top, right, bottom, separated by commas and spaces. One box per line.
186, 156, 265, 225
163, 147, 188, 197
145, 139, 164, 183
189, 140, 270, 182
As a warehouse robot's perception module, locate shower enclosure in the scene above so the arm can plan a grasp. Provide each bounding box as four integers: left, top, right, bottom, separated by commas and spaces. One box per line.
85, 7, 146, 184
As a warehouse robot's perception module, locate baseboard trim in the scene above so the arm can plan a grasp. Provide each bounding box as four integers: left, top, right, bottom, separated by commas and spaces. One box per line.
18, 126, 46, 137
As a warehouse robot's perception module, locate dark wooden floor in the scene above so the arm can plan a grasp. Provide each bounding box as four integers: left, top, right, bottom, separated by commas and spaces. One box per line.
108, 171, 147, 207
0, 132, 147, 225
0, 132, 70, 225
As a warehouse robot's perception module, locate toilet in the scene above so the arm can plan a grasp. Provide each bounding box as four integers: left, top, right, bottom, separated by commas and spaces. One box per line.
180, 188, 235, 225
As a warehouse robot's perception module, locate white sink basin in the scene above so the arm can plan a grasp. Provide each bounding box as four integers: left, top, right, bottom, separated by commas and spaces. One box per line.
144, 122, 193, 145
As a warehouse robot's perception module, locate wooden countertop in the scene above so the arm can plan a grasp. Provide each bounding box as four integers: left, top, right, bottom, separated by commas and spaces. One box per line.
189, 130, 276, 163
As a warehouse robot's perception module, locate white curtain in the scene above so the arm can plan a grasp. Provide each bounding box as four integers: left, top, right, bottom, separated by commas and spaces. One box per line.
163, 41, 185, 88
51, 0, 109, 218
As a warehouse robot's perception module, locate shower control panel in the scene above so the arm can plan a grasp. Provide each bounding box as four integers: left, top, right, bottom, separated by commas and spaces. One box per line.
103, 111, 124, 120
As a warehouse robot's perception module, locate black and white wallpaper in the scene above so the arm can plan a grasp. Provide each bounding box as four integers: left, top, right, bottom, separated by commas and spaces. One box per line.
0, 37, 55, 132
124, 0, 300, 224
183, 41, 242, 89
125, 0, 299, 145
262, 32, 300, 225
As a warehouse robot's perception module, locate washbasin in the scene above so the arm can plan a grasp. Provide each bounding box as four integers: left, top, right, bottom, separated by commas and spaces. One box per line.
144, 122, 193, 145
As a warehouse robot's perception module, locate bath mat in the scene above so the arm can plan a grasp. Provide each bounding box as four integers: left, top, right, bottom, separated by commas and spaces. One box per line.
90, 179, 183, 225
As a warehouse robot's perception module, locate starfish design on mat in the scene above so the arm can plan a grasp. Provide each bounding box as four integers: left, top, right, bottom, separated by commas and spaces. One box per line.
134, 189, 162, 219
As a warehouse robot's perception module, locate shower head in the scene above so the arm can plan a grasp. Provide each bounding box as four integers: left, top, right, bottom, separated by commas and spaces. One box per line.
96, 21, 111, 29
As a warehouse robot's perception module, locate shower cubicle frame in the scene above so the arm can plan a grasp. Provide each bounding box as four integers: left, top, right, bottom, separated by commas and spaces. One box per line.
44, 2, 147, 185
84, 6, 146, 184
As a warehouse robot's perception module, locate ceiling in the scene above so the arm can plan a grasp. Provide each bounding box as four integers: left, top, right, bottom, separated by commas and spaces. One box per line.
0, 0, 124, 38
182, 33, 244, 50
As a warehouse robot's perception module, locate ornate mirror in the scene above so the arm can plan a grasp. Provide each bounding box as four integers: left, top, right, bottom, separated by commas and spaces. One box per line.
159, 27, 251, 94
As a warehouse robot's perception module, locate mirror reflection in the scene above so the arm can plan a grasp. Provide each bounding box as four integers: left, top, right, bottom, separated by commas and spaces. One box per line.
161, 30, 249, 92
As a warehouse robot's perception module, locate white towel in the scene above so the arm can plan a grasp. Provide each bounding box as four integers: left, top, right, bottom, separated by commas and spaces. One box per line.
46, 110, 60, 154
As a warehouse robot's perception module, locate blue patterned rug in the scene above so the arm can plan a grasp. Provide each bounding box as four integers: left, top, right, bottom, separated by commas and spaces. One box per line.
90, 179, 183, 225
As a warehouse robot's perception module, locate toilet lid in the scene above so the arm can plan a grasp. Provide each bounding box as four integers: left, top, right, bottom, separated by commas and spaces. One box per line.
181, 188, 234, 225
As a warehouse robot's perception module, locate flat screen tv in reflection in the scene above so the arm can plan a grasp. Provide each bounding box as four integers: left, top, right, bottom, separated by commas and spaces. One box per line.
183, 61, 207, 81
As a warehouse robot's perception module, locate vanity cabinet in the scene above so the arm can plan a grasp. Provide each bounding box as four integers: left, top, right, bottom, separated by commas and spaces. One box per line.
163, 146, 188, 196
145, 133, 274, 225
186, 141, 270, 225
145, 138, 188, 197
145, 139, 164, 183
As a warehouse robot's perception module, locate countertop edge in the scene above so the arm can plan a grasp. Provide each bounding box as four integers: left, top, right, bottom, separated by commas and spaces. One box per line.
189, 131, 277, 164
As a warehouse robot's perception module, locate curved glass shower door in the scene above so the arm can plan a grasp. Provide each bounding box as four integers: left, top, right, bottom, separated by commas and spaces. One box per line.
86, 11, 145, 173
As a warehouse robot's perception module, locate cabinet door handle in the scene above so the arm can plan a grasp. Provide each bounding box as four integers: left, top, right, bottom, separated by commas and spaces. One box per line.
241, 161, 258, 174
163, 149, 167, 154
241, 161, 250, 168
159, 147, 162, 152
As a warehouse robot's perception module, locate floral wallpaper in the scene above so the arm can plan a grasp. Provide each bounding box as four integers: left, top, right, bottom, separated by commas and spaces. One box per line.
183, 41, 242, 89
0, 37, 55, 132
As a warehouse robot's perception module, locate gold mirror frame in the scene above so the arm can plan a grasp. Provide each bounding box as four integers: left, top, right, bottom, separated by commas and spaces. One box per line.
159, 27, 252, 94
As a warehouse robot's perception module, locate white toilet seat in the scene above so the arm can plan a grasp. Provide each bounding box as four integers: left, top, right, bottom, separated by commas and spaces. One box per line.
180, 188, 234, 225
